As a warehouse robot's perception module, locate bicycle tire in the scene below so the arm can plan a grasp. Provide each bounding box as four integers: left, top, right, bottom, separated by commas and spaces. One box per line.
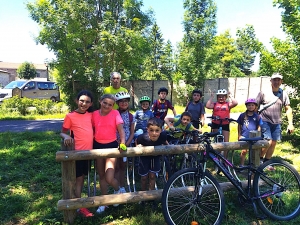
162, 168, 225, 225
253, 159, 300, 220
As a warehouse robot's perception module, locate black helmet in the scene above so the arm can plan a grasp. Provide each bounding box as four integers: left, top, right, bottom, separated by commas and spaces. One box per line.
192, 89, 203, 96
158, 87, 168, 95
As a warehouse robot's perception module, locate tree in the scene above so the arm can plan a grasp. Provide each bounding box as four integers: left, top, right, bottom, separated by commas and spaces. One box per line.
205, 30, 242, 78
272, 0, 300, 91
17, 62, 37, 80
27, 0, 152, 108
178, 0, 217, 85
141, 23, 165, 80
235, 25, 262, 76
259, 37, 298, 89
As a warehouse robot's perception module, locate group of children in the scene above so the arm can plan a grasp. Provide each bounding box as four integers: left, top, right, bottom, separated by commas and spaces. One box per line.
60, 87, 262, 217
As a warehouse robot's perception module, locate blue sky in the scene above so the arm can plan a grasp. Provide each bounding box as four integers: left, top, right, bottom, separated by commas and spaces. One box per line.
0, 0, 286, 64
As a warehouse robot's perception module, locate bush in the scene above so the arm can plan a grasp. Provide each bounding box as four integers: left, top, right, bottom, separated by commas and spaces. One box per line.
0, 96, 69, 116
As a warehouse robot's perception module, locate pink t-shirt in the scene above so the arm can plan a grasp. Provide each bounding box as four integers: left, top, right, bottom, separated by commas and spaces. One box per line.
62, 111, 93, 150
92, 109, 123, 143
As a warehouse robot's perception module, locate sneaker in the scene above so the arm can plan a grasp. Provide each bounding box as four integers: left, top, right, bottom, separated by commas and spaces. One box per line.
77, 208, 94, 217
267, 165, 275, 171
113, 189, 121, 206
96, 205, 108, 214
119, 187, 126, 193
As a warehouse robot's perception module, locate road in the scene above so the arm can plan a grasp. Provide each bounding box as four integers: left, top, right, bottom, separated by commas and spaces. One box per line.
0, 113, 240, 133
0, 119, 63, 132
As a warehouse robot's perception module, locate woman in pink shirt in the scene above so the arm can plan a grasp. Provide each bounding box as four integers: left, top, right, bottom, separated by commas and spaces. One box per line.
92, 94, 125, 214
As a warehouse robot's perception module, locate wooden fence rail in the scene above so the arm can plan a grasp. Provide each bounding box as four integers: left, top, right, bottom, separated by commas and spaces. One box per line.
56, 140, 269, 224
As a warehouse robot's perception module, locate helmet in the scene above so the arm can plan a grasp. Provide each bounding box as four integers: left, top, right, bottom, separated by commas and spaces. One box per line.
216, 89, 228, 95
245, 98, 257, 105
115, 91, 130, 101
158, 87, 168, 95
139, 96, 151, 103
192, 89, 203, 96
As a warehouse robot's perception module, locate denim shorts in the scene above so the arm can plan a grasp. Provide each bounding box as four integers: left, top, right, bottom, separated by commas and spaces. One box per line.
261, 121, 281, 141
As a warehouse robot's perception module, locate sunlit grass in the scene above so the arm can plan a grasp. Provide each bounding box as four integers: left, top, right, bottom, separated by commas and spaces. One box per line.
0, 110, 300, 224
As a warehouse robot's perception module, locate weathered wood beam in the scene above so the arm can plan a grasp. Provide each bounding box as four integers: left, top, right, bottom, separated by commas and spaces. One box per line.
57, 180, 250, 211
56, 140, 269, 162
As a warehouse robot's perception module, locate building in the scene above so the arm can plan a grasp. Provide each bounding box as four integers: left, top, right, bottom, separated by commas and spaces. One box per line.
0, 69, 10, 88
0, 62, 48, 87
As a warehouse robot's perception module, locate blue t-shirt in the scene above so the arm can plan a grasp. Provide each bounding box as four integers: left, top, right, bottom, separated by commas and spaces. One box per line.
134, 109, 154, 132
237, 112, 263, 138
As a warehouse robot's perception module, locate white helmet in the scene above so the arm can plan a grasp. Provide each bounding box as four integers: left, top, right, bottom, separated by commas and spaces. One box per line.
216, 89, 228, 95
115, 91, 131, 101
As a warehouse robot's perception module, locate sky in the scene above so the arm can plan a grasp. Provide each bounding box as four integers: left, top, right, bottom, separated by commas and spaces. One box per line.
0, 0, 286, 65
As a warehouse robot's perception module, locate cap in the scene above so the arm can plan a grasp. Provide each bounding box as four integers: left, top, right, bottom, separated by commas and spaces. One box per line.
271, 73, 283, 79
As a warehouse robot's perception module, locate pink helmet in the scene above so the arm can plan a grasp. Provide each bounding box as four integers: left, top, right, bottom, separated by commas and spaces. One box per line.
245, 98, 257, 105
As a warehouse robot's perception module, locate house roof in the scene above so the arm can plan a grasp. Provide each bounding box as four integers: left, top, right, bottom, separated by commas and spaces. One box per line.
0, 62, 47, 70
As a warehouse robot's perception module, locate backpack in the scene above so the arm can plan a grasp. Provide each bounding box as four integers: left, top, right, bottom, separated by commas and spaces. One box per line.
240, 112, 260, 129
173, 115, 192, 131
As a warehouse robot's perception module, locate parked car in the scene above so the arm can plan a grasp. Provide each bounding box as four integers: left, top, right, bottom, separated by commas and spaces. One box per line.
0, 80, 60, 103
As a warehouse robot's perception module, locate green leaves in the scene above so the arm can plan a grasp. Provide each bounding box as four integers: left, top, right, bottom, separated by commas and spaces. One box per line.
16, 62, 37, 80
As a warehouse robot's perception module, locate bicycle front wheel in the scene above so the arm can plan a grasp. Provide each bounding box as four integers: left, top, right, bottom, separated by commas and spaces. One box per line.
253, 159, 300, 220
161, 168, 225, 225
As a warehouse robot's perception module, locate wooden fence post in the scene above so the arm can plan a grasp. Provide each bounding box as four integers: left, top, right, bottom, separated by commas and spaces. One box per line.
61, 141, 76, 224
249, 131, 261, 167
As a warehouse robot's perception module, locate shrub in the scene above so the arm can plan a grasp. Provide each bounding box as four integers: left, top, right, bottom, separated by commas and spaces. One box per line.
0, 96, 69, 116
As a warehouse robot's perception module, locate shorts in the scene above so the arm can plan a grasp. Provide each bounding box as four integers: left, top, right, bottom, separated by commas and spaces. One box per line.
211, 122, 230, 132
93, 140, 118, 149
192, 121, 200, 129
261, 121, 281, 141
138, 156, 160, 176
76, 160, 90, 178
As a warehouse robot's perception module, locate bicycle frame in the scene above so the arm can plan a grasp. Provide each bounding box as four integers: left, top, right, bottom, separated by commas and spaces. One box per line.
199, 136, 285, 206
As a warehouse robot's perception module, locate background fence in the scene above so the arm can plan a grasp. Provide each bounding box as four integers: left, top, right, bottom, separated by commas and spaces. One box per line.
120, 77, 273, 109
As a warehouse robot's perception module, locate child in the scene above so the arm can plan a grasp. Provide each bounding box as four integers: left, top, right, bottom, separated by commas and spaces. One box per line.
136, 117, 168, 192
115, 91, 135, 193
134, 96, 154, 136
237, 98, 263, 167
206, 89, 238, 158
164, 111, 198, 140
185, 89, 205, 130
60, 90, 94, 217
92, 94, 126, 214
152, 87, 176, 121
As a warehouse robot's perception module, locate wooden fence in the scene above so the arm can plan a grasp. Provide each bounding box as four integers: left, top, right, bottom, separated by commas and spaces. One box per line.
56, 140, 268, 224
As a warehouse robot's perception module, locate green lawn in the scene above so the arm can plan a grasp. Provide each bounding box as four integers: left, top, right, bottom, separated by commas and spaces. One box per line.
1, 129, 300, 225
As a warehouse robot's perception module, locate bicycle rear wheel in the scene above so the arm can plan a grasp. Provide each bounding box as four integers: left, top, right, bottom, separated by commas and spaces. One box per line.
161, 168, 225, 225
253, 159, 300, 220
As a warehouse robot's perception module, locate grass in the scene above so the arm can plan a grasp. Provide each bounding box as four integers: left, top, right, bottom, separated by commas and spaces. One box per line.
1, 129, 300, 225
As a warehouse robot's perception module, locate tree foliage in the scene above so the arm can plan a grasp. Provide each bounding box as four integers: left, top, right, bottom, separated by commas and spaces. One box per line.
27, 0, 153, 108
178, 0, 217, 85
263, 0, 300, 92
235, 25, 262, 75
17, 62, 37, 80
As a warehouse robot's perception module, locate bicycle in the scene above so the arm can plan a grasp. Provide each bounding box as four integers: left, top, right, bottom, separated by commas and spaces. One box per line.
166, 129, 200, 174
207, 115, 237, 173
161, 131, 300, 225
